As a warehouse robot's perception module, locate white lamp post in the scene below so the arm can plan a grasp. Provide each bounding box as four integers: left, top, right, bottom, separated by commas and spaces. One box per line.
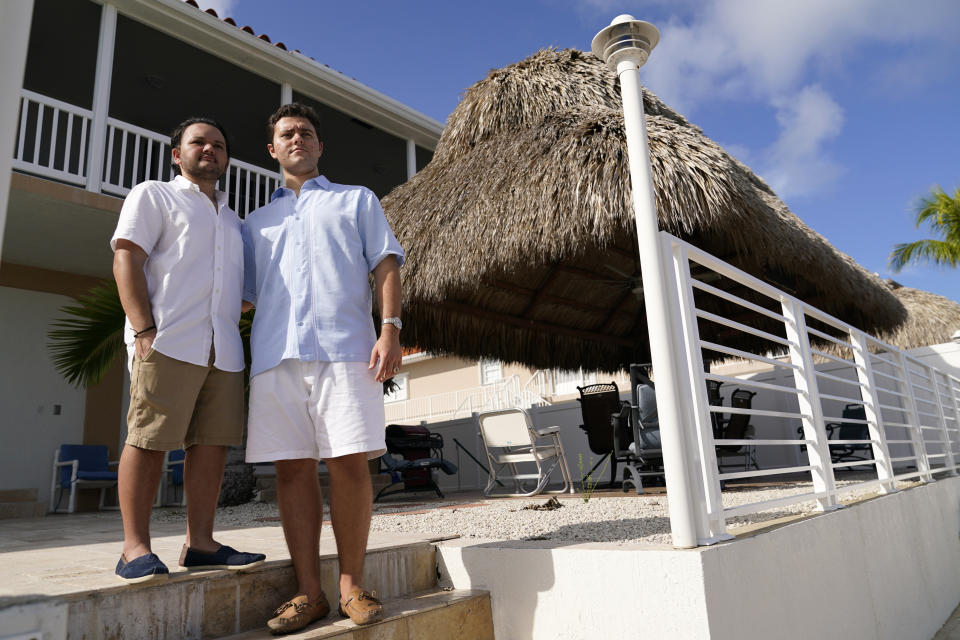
592, 15, 700, 548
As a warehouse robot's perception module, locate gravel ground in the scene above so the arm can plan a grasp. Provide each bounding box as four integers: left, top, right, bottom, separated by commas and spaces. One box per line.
152, 479, 904, 547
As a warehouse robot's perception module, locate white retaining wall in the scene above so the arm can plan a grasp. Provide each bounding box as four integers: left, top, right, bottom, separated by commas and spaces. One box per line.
438, 475, 960, 640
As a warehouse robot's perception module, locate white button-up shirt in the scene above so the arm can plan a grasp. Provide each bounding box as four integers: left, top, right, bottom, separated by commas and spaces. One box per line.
111, 175, 245, 372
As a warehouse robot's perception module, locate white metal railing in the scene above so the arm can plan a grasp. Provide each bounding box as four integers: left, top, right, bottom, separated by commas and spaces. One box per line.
14, 89, 92, 185
15, 89, 279, 217
662, 231, 960, 544
100, 117, 172, 196
384, 375, 547, 424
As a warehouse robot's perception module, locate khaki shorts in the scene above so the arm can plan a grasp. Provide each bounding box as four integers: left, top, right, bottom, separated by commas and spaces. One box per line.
126, 347, 243, 451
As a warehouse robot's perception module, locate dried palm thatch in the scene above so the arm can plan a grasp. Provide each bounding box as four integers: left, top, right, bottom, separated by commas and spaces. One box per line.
876, 281, 960, 351
383, 49, 906, 372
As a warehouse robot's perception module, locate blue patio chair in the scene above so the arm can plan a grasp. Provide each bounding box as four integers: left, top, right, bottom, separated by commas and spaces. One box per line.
49, 444, 119, 514
156, 449, 186, 506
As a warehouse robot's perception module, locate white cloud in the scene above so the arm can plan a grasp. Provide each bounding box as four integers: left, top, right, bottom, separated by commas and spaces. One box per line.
763, 85, 845, 198
614, 0, 960, 198
197, 0, 237, 19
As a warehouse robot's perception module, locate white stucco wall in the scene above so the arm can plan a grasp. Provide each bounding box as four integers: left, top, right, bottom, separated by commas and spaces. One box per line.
0, 286, 87, 506
438, 476, 960, 640
0, 0, 34, 262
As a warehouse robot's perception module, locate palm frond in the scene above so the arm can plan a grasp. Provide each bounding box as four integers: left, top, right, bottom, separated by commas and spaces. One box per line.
48, 280, 126, 388
889, 239, 960, 272
915, 187, 960, 239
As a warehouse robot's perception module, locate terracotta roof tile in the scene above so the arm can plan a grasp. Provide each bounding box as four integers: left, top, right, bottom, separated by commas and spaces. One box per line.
184, 1, 357, 80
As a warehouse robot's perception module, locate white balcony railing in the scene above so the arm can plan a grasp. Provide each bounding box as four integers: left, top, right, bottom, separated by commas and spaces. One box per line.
661, 230, 960, 544
385, 375, 548, 424
14, 89, 93, 186
14, 90, 279, 218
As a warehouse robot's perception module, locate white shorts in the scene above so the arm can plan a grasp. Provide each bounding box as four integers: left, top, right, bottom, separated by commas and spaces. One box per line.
246, 359, 387, 462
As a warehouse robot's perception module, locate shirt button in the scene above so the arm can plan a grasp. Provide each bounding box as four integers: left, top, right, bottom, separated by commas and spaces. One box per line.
216, 267, 221, 271
297, 322, 304, 326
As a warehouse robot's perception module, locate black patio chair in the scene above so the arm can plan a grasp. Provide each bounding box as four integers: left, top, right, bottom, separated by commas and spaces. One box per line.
716, 389, 759, 472
376, 424, 457, 501
826, 404, 874, 468
576, 382, 626, 488
610, 364, 664, 493
706, 379, 726, 439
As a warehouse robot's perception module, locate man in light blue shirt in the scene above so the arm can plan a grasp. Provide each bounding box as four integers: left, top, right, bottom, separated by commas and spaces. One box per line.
242, 103, 403, 633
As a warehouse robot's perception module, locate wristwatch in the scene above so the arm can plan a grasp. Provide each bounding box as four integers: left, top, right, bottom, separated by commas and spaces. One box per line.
382, 317, 403, 330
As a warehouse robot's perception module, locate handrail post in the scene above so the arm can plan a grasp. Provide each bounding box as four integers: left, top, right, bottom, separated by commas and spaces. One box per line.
665, 237, 728, 542
850, 330, 896, 493
86, 3, 116, 193
895, 352, 934, 482
782, 298, 839, 510
927, 363, 957, 475
947, 375, 960, 471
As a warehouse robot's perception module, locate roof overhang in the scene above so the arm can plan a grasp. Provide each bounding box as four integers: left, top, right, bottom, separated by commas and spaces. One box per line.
104, 0, 444, 148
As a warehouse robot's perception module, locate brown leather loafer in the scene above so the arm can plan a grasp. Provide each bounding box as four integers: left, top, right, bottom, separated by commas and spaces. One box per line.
267, 594, 330, 635
338, 588, 383, 626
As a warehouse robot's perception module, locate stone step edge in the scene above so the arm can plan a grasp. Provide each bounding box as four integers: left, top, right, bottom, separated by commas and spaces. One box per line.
3, 539, 439, 609
0, 488, 38, 503
218, 588, 491, 639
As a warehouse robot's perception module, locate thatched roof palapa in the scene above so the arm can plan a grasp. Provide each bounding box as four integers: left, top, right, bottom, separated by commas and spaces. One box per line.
876, 281, 960, 351
383, 49, 907, 372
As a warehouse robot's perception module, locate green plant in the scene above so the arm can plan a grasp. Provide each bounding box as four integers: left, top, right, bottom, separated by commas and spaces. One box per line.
889, 185, 960, 272
577, 452, 609, 503
48, 280, 126, 387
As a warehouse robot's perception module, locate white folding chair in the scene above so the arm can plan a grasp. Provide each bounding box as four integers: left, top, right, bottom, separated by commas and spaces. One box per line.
477, 408, 574, 497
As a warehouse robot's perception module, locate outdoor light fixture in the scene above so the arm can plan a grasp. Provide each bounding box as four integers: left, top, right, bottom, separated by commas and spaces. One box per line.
591, 15, 660, 69
592, 15, 706, 549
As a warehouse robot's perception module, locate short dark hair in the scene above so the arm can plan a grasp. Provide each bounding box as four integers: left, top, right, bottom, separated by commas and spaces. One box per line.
267, 103, 322, 141
169, 117, 231, 174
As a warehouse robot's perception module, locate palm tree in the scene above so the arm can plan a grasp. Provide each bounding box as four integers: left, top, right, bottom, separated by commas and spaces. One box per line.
48, 280, 126, 387
889, 185, 960, 272
48, 281, 256, 389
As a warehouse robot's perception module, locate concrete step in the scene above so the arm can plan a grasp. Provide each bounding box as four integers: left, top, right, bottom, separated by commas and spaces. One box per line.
48, 541, 439, 639
0, 488, 38, 502
0, 501, 45, 519
217, 588, 494, 640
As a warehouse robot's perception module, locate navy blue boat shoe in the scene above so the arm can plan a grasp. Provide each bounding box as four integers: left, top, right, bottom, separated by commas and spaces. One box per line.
115, 552, 169, 584
179, 544, 266, 571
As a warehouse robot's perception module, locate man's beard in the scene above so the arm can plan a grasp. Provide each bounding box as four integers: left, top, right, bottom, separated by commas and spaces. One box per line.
182, 158, 226, 181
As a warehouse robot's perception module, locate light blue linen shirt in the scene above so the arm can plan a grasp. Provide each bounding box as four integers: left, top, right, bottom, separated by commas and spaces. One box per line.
242, 175, 404, 378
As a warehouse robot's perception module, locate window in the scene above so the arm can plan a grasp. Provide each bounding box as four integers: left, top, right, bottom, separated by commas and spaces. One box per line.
383, 373, 408, 403
479, 359, 503, 385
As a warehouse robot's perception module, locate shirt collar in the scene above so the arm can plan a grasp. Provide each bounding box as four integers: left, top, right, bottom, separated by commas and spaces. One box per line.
270, 175, 330, 202
171, 174, 228, 208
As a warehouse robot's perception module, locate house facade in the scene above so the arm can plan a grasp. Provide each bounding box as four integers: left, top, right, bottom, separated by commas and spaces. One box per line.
0, 0, 442, 514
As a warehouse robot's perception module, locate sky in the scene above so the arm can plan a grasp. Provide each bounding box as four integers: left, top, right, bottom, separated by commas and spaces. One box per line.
203, 0, 960, 304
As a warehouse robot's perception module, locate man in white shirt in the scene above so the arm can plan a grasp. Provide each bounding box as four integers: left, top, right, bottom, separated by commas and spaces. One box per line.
111, 117, 264, 583
243, 103, 403, 633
